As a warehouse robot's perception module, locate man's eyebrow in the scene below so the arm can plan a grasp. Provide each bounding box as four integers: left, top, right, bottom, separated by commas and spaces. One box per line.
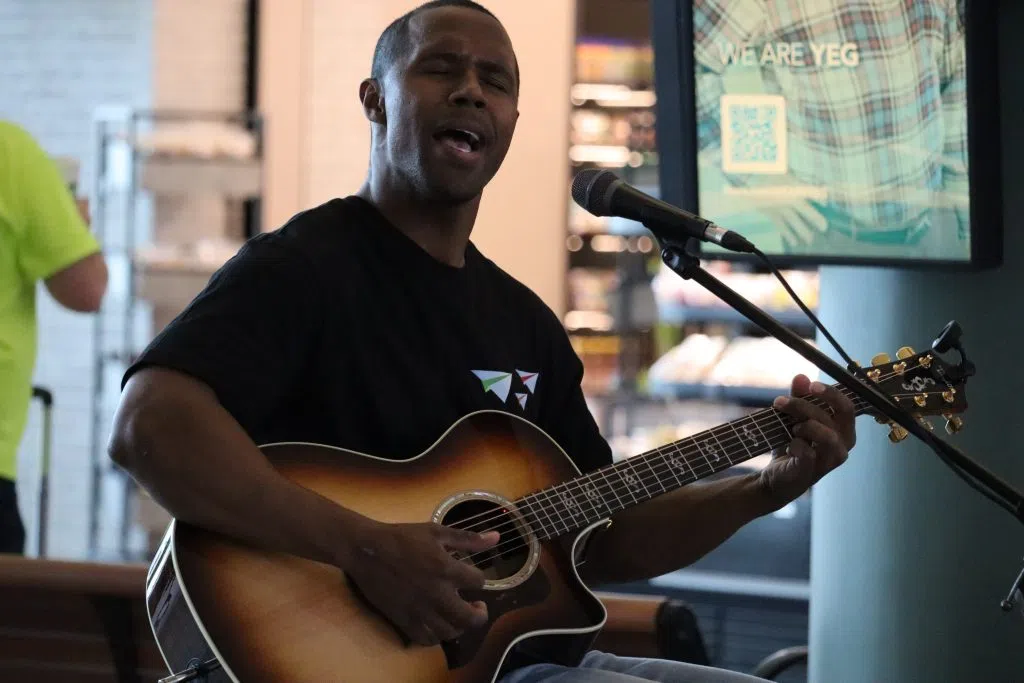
478, 58, 516, 81
418, 50, 516, 81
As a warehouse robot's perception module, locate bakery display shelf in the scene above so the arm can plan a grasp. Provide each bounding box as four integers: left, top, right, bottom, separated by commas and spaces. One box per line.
138, 154, 262, 199
646, 381, 788, 406
657, 303, 816, 329
89, 109, 264, 560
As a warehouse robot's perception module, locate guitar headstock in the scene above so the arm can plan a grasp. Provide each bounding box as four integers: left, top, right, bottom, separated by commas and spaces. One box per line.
859, 322, 975, 443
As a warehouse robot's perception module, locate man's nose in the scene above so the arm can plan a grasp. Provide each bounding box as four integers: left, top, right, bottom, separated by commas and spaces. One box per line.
449, 74, 486, 108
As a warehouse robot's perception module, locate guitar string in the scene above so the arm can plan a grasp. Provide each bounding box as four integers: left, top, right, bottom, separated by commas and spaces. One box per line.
443, 361, 938, 540
446, 368, 945, 559
451, 386, 911, 567
449, 417, 805, 565
444, 403, 803, 541
452, 392, 939, 569
451, 376, 954, 565
444, 358, 937, 540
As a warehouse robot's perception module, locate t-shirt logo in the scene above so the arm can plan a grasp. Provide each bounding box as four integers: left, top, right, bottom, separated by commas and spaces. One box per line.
472, 370, 539, 410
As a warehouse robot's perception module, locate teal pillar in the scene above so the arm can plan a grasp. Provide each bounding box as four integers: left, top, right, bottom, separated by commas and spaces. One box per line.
809, 263, 1024, 681
808, 13, 1024, 679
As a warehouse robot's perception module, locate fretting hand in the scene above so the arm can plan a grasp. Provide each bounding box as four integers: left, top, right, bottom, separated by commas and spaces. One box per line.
759, 374, 857, 508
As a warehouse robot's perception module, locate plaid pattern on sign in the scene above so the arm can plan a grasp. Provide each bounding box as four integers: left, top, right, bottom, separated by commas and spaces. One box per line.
692, 0, 968, 239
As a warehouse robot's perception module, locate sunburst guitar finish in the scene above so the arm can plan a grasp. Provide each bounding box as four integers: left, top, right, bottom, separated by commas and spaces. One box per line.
146, 412, 609, 683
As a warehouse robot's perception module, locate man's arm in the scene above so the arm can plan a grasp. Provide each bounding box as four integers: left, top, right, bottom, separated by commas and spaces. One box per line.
578, 376, 856, 585
5, 123, 108, 309
44, 251, 108, 312
109, 366, 367, 568
107, 242, 499, 647
45, 197, 107, 311
108, 241, 369, 565
578, 471, 773, 585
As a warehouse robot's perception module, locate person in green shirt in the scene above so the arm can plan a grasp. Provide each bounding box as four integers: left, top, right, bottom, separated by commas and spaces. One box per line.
0, 120, 109, 554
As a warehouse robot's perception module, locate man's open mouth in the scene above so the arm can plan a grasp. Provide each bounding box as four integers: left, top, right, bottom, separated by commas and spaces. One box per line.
434, 128, 483, 154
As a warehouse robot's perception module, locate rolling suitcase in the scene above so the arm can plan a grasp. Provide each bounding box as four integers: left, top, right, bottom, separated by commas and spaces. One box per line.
31, 385, 53, 557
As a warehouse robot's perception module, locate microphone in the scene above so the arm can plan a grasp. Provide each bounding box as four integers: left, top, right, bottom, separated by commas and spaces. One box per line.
571, 169, 756, 254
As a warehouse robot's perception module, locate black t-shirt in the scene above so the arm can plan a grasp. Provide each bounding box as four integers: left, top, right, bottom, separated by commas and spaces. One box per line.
123, 196, 612, 475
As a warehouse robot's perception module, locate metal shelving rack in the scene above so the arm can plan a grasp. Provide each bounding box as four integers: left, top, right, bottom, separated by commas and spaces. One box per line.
88, 108, 264, 559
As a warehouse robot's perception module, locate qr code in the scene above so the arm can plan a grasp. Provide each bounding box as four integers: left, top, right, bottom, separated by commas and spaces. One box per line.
720, 94, 788, 174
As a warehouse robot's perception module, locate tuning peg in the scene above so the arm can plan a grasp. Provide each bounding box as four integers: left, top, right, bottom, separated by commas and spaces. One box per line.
872, 353, 892, 366
888, 424, 910, 443
944, 415, 965, 434
918, 417, 935, 432
897, 346, 916, 360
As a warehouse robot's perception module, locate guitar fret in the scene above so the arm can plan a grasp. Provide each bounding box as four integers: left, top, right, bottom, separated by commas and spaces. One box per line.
626, 459, 654, 500
519, 495, 554, 539
652, 446, 684, 488
532, 492, 560, 539
726, 421, 755, 460
708, 427, 731, 468
612, 464, 641, 506
556, 485, 583, 530
547, 485, 572, 530
640, 454, 670, 494
539, 488, 570, 536
693, 439, 715, 472
747, 414, 772, 452
577, 475, 606, 522
773, 411, 793, 440
556, 483, 585, 528
672, 443, 699, 482
595, 467, 627, 513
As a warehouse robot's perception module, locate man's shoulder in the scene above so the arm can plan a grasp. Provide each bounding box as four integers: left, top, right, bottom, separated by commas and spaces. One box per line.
238, 196, 368, 264
264, 196, 360, 244
0, 120, 54, 184
0, 120, 36, 149
0, 120, 55, 176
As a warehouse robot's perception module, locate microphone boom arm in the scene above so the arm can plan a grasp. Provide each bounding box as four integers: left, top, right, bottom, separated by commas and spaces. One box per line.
656, 240, 1024, 612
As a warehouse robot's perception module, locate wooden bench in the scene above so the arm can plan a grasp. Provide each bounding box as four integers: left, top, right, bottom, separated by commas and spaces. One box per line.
0, 556, 677, 682
0, 556, 164, 683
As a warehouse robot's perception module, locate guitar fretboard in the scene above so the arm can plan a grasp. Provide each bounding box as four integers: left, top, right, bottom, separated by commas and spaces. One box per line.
515, 388, 870, 540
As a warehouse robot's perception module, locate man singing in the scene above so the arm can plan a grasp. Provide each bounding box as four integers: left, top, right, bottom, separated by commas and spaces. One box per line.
109, 2, 856, 680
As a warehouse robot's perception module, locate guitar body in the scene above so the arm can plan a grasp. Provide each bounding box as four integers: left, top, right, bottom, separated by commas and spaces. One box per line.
145, 411, 610, 683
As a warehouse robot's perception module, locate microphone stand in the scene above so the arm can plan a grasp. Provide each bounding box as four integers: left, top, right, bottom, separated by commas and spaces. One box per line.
657, 240, 1024, 615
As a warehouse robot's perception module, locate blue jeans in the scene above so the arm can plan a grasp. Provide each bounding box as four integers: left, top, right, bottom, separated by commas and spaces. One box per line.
500, 651, 771, 683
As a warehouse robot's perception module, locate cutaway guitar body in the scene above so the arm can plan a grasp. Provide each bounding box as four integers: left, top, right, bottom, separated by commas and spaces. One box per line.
146, 411, 609, 683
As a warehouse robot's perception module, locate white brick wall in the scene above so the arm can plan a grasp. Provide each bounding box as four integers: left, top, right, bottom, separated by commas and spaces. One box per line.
1, 0, 153, 560
2, 0, 249, 560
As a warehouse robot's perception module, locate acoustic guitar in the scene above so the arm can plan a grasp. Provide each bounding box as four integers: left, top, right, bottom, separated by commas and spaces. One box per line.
146, 341, 973, 683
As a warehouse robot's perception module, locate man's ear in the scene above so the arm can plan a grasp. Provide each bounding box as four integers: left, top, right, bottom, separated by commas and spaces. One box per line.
359, 78, 387, 125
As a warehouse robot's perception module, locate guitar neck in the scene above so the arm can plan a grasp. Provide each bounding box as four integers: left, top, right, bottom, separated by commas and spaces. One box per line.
517, 384, 872, 539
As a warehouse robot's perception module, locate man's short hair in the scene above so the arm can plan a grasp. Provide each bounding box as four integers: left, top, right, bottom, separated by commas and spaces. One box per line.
370, 0, 516, 85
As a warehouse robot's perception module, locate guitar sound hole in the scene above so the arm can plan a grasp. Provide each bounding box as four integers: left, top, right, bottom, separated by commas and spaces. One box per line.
441, 499, 532, 583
